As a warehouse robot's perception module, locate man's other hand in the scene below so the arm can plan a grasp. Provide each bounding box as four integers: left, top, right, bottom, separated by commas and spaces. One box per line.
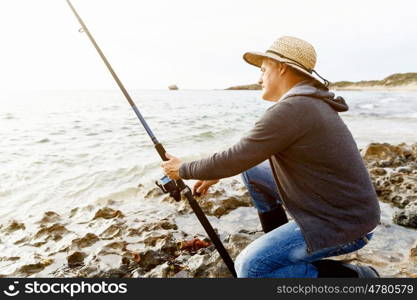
193, 179, 219, 196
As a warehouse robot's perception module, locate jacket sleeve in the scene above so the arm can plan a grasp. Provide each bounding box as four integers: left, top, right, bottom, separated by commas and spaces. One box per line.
179, 101, 305, 180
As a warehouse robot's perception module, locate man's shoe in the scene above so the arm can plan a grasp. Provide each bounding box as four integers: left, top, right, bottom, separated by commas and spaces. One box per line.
341, 263, 380, 278
312, 259, 380, 278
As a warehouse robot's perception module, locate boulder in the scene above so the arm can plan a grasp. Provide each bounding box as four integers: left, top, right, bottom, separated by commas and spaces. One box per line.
393, 202, 417, 229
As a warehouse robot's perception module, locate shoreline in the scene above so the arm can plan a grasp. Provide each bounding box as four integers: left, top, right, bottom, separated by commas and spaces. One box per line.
0, 142, 416, 278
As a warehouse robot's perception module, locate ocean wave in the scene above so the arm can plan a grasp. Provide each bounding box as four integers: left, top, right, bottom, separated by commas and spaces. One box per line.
357, 103, 376, 110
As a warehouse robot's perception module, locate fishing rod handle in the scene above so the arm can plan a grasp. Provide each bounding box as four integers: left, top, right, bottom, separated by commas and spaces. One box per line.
155, 143, 168, 161
181, 185, 237, 277
156, 146, 234, 275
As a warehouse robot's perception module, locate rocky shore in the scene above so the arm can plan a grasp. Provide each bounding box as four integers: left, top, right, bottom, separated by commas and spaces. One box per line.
0, 142, 416, 278
225, 84, 261, 90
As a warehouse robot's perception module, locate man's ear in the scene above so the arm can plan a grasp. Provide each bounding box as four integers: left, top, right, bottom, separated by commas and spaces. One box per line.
279, 63, 288, 75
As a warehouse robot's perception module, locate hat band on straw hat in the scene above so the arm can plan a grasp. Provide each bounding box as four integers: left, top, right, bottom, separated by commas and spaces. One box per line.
266, 50, 313, 73
266, 49, 330, 87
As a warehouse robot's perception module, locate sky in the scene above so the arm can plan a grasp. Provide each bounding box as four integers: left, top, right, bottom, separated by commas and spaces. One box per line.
0, 0, 416, 90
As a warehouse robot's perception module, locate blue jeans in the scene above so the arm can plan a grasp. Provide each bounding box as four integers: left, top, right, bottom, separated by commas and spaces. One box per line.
241, 159, 283, 213
237, 160, 373, 278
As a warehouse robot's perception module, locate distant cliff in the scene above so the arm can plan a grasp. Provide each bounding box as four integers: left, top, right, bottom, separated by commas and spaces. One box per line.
225, 83, 261, 90
330, 73, 417, 90
226, 73, 417, 91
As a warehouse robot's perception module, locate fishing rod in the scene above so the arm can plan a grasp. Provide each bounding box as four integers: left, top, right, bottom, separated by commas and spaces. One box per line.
65, 0, 237, 277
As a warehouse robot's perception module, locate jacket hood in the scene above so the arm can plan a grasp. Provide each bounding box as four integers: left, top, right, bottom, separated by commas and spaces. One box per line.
281, 80, 349, 112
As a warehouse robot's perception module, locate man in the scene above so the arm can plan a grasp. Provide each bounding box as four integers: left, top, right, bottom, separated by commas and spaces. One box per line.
161, 36, 381, 278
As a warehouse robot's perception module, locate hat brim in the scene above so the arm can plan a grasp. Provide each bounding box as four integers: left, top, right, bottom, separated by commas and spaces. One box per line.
243, 51, 319, 83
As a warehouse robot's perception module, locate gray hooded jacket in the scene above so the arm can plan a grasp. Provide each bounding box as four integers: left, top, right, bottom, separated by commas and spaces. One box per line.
179, 80, 381, 253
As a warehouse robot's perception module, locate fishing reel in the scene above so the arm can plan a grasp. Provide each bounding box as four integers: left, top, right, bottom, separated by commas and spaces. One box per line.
155, 175, 182, 201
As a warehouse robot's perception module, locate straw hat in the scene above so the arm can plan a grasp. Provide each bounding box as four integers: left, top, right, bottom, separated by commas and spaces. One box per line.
243, 36, 329, 87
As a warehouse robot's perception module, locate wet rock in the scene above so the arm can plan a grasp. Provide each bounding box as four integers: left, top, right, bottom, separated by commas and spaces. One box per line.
93, 207, 124, 220
32, 241, 47, 247
194, 232, 261, 278
158, 220, 178, 230
389, 173, 405, 185
98, 254, 123, 272
67, 251, 86, 267
99, 241, 127, 255
410, 240, 417, 262
142, 232, 177, 254
398, 167, 413, 174
127, 219, 177, 236
159, 178, 252, 217
78, 255, 129, 278
96, 268, 129, 278
390, 195, 411, 208
137, 249, 172, 271
100, 223, 125, 239
184, 250, 233, 278
3, 220, 25, 233
199, 195, 252, 217
34, 223, 69, 241
409, 241, 417, 258
393, 202, 417, 228
174, 254, 191, 264
75, 265, 100, 277
143, 262, 171, 278
144, 187, 166, 199
0, 256, 20, 262
71, 233, 99, 248
226, 232, 261, 258
361, 142, 416, 168
369, 167, 387, 176
37, 211, 61, 224
78, 253, 134, 277
17, 259, 53, 275
364, 143, 417, 230
164, 189, 252, 217
131, 268, 142, 278
69, 208, 79, 218
362, 143, 404, 161
180, 231, 263, 278
186, 254, 212, 277
173, 270, 190, 278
